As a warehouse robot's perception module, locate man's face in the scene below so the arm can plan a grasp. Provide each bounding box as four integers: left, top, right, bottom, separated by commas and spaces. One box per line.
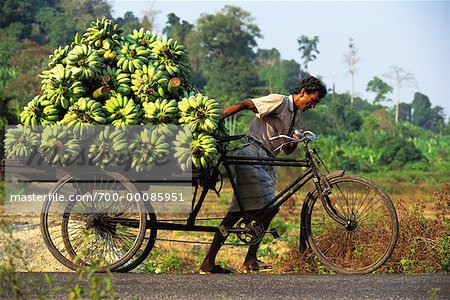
293, 89, 322, 112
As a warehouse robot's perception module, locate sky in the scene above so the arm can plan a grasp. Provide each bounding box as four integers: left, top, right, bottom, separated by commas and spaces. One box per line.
108, 1, 450, 118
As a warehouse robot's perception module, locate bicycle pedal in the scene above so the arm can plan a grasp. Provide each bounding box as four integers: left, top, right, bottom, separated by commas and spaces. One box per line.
219, 225, 229, 237
269, 228, 279, 239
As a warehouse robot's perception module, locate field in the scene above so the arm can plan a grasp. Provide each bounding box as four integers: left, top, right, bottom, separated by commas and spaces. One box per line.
1, 168, 448, 275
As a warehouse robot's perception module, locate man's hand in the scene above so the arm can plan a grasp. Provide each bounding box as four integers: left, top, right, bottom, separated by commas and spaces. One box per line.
283, 134, 300, 155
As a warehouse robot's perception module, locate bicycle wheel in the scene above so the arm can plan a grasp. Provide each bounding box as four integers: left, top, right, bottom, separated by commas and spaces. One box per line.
115, 204, 157, 273
304, 174, 398, 274
40, 171, 147, 272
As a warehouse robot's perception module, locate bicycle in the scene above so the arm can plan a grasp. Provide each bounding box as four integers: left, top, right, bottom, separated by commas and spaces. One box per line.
40, 129, 399, 274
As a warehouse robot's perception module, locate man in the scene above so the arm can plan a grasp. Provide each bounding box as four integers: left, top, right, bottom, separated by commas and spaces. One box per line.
199, 76, 327, 274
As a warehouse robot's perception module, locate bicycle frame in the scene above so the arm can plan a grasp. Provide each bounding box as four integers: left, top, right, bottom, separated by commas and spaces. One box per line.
149, 137, 346, 235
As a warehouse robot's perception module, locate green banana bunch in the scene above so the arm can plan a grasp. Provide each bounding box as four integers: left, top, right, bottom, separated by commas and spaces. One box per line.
103, 93, 141, 126
83, 17, 123, 60
60, 97, 106, 138
88, 126, 128, 167
151, 37, 190, 78
178, 93, 221, 133
41, 64, 85, 109
116, 42, 150, 73
66, 44, 103, 81
173, 125, 193, 171
4, 125, 40, 160
131, 64, 169, 103
142, 99, 178, 136
191, 132, 218, 170
99, 65, 131, 95
48, 45, 70, 68
20, 95, 60, 128
142, 98, 178, 124
39, 125, 81, 166
126, 27, 159, 48
129, 128, 170, 172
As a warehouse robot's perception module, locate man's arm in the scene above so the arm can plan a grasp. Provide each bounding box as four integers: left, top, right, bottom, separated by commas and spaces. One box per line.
220, 99, 257, 120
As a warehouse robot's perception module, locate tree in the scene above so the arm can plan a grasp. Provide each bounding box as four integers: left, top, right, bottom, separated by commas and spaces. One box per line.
343, 37, 360, 108
297, 35, 319, 74
255, 48, 300, 94
366, 76, 393, 105
398, 102, 412, 122
383, 66, 417, 124
191, 5, 261, 134
163, 13, 193, 44
141, 5, 160, 32
116, 11, 140, 34
192, 5, 261, 100
429, 106, 446, 133
0, 67, 19, 122
410, 92, 445, 133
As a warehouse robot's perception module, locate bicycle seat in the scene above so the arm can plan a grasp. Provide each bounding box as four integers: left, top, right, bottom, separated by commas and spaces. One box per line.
214, 134, 246, 143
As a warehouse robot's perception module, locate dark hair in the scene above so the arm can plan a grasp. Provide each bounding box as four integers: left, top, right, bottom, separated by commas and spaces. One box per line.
294, 76, 327, 98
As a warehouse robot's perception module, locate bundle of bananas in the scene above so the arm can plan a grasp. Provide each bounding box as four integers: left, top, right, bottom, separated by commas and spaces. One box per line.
60, 97, 106, 138
103, 93, 141, 126
39, 125, 80, 166
4, 125, 41, 160
142, 99, 178, 135
66, 44, 103, 81
89, 126, 128, 167
83, 17, 122, 60
173, 126, 193, 171
151, 38, 190, 78
48, 45, 71, 68
41, 64, 85, 109
20, 95, 59, 128
99, 65, 131, 96
190, 133, 218, 170
130, 128, 170, 172
131, 64, 169, 103
126, 27, 159, 48
178, 93, 221, 133
117, 42, 150, 73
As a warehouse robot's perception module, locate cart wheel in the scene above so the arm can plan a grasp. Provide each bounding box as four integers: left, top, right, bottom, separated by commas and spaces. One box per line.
40, 171, 147, 272
115, 202, 157, 273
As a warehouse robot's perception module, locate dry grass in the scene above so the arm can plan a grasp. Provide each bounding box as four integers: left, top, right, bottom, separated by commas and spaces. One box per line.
1, 181, 448, 274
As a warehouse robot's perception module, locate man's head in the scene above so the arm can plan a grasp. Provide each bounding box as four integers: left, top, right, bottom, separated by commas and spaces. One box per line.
292, 76, 327, 112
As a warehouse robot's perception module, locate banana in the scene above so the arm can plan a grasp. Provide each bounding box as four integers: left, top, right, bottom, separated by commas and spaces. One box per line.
103, 93, 141, 127
129, 127, 170, 172
4, 125, 41, 160
178, 93, 222, 133
39, 124, 80, 166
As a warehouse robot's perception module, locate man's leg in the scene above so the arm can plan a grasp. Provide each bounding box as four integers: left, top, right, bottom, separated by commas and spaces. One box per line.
243, 207, 279, 268
199, 211, 241, 272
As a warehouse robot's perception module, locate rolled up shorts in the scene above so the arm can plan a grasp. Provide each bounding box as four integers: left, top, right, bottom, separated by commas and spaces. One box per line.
228, 143, 277, 212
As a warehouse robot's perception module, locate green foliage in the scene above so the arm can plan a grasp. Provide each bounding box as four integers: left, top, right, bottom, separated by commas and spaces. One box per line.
366, 76, 393, 105
115, 11, 140, 34
297, 35, 320, 72
163, 13, 193, 45
255, 48, 300, 94
193, 5, 261, 104
411, 92, 446, 133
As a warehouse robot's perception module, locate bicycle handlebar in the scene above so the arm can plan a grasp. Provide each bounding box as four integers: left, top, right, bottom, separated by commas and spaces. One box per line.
269, 129, 318, 143
269, 129, 318, 153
